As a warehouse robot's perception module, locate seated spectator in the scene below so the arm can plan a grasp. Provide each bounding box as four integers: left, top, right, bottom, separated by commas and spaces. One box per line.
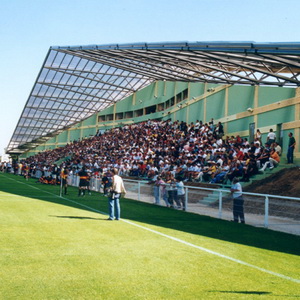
202, 161, 217, 182
241, 153, 258, 182
227, 160, 244, 182
191, 164, 203, 182
274, 142, 282, 156
253, 142, 262, 158
259, 148, 280, 172
256, 148, 270, 169
138, 161, 147, 177
235, 146, 245, 161
210, 162, 229, 184
23, 118, 267, 186
130, 162, 139, 177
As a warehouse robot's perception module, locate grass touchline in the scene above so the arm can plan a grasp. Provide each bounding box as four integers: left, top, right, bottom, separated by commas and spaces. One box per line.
4, 173, 300, 285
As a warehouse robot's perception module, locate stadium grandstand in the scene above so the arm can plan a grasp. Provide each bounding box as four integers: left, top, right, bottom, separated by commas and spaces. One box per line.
2, 41, 300, 297
6, 41, 300, 160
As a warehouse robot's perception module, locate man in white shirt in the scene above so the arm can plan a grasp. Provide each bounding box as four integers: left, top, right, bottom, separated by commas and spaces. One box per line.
267, 129, 276, 146
230, 177, 245, 223
176, 177, 186, 210
254, 143, 261, 158
108, 169, 126, 220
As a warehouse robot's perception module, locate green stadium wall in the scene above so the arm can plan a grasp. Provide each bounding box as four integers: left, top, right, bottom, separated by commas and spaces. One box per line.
21, 81, 300, 159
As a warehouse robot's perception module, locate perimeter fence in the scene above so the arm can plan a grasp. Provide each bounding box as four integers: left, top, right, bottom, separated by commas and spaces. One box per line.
67, 175, 300, 235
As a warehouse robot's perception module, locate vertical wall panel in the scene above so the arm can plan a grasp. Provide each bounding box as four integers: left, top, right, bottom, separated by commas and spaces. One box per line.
206, 90, 225, 121
228, 86, 254, 115
258, 86, 295, 106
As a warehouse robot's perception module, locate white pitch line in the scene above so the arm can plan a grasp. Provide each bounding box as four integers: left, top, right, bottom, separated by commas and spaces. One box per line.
122, 219, 300, 284
2, 175, 300, 284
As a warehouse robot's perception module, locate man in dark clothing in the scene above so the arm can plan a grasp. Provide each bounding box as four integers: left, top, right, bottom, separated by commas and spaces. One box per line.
102, 172, 111, 196
287, 132, 296, 164
77, 167, 89, 196
61, 168, 69, 195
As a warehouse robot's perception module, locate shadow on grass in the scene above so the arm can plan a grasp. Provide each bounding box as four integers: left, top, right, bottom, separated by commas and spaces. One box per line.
209, 291, 271, 295
209, 291, 300, 298
49, 215, 103, 220
1, 173, 300, 256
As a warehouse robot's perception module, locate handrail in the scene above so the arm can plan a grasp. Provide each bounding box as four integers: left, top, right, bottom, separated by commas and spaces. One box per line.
123, 178, 300, 202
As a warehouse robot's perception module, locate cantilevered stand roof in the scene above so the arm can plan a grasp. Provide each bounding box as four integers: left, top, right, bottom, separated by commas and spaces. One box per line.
7, 41, 300, 154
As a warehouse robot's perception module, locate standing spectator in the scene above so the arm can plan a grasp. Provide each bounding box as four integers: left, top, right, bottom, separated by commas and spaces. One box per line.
86, 171, 92, 195
209, 118, 214, 131
153, 173, 160, 205
102, 172, 111, 196
175, 177, 186, 210
77, 167, 89, 196
165, 175, 177, 208
24, 164, 30, 181
215, 121, 224, 139
230, 177, 245, 224
108, 168, 126, 220
194, 120, 200, 134
255, 129, 262, 145
267, 128, 276, 146
61, 168, 69, 195
6, 162, 12, 173
153, 175, 169, 206
287, 132, 296, 164
51, 164, 59, 184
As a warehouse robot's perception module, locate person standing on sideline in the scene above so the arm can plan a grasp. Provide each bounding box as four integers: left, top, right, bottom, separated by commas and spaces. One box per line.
77, 167, 89, 196
175, 177, 186, 210
165, 175, 177, 208
108, 168, 126, 220
101, 172, 110, 196
230, 177, 245, 224
287, 132, 296, 164
153, 174, 162, 205
61, 168, 69, 195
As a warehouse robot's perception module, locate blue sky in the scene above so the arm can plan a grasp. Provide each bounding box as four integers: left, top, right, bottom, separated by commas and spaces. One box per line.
1, 0, 300, 157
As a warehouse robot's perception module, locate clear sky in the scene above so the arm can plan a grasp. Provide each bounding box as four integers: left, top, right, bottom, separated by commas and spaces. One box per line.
1, 0, 300, 158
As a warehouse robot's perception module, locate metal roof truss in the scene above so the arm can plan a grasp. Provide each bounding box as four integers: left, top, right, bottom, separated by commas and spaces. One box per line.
7, 41, 300, 154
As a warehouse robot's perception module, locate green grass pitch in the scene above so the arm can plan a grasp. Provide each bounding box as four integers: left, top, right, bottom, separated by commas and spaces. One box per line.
0, 173, 299, 299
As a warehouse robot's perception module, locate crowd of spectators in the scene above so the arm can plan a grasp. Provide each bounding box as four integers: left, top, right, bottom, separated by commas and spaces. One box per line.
0, 161, 12, 173
9, 119, 281, 186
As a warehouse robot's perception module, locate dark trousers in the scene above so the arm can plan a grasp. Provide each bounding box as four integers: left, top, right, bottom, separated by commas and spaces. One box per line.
233, 196, 245, 223
168, 190, 177, 207
287, 146, 294, 163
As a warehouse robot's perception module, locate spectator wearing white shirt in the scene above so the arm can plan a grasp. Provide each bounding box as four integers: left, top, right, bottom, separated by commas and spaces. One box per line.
230, 177, 245, 223
108, 168, 126, 221
267, 128, 276, 146
176, 177, 186, 210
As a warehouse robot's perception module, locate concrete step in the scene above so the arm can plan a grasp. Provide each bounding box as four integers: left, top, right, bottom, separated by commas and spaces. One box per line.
197, 163, 297, 205
200, 189, 221, 205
